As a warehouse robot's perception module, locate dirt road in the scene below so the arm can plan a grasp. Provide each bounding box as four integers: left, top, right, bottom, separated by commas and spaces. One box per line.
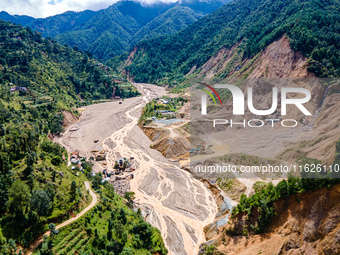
61, 83, 217, 255
27, 181, 97, 255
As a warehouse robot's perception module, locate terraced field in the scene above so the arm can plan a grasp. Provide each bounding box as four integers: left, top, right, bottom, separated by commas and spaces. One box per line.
32, 182, 167, 255
52, 226, 91, 254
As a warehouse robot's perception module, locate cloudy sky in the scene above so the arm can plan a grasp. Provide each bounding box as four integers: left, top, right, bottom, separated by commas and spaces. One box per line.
0, 0, 178, 18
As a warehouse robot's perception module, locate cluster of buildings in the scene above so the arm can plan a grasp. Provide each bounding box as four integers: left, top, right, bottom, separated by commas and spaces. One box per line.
154, 110, 175, 115
10, 86, 28, 92
155, 97, 170, 104
70, 151, 83, 171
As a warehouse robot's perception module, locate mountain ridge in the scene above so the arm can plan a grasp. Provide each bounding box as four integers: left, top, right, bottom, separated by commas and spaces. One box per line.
0, 0, 230, 60
122, 0, 340, 83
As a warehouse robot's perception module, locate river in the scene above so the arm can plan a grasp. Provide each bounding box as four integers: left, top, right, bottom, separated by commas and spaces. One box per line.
61, 83, 218, 255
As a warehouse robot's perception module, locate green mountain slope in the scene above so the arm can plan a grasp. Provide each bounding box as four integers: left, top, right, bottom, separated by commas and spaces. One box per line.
130, 6, 204, 45
33, 182, 168, 255
1, 1, 229, 61
54, 0, 227, 60
0, 20, 162, 253
0, 11, 35, 26
29, 10, 97, 38
0, 21, 119, 105
124, 0, 340, 83
0, 20, 106, 249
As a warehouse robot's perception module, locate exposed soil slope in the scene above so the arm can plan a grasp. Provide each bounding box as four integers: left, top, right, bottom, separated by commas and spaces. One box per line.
194, 35, 340, 165
142, 125, 190, 160
217, 184, 340, 255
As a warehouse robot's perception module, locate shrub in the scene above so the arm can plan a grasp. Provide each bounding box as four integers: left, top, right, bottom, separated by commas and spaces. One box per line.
51, 156, 62, 166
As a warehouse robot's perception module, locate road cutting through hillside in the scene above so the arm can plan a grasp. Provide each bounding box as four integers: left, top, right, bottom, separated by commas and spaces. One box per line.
27, 181, 97, 255
61, 83, 217, 255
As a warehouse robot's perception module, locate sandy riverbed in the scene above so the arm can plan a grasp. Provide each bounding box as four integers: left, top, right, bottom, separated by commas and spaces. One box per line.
60, 83, 217, 255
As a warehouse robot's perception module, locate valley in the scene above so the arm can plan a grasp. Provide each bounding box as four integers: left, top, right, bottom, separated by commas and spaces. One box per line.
60, 83, 218, 255
1, 0, 340, 254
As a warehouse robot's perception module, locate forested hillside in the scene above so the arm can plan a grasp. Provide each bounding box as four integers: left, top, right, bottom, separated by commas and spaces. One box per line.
0, 21, 120, 104
0, 20, 145, 253
54, 0, 228, 60
29, 10, 97, 38
0, 11, 35, 26
1, 0, 229, 61
124, 0, 340, 83
129, 6, 204, 46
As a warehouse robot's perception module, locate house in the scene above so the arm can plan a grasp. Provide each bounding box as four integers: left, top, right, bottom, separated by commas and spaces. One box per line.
78, 162, 83, 171
70, 151, 79, 164
162, 99, 169, 104
114, 96, 120, 100
154, 110, 175, 116
101, 177, 110, 183
70, 154, 78, 164
10, 86, 28, 93
71, 151, 79, 156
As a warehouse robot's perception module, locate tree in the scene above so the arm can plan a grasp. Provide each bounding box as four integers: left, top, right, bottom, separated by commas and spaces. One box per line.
276, 179, 289, 200
92, 174, 102, 190
132, 221, 153, 247
256, 200, 273, 234
38, 235, 54, 255
107, 230, 112, 241
124, 191, 135, 203
121, 247, 134, 255
28, 210, 38, 225
30, 190, 51, 218
104, 182, 115, 199
48, 223, 58, 239
51, 156, 62, 166
0, 174, 10, 214
0, 227, 6, 246
117, 208, 127, 225
45, 182, 55, 204
8, 180, 31, 214
26, 151, 36, 166
27, 174, 34, 191
114, 221, 125, 239
70, 180, 77, 200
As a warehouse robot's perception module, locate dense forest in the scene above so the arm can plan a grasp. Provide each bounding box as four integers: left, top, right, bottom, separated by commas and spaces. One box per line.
0, 20, 156, 254
54, 0, 226, 60
0, 0, 228, 61
124, 0, 340, 83
0, 21, 121, 104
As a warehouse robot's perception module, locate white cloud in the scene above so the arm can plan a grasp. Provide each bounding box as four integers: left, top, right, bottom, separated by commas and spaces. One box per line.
0, 0, 178, 18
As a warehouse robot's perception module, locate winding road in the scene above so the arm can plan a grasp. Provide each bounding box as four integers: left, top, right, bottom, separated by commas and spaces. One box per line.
27, 181, 97, 255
